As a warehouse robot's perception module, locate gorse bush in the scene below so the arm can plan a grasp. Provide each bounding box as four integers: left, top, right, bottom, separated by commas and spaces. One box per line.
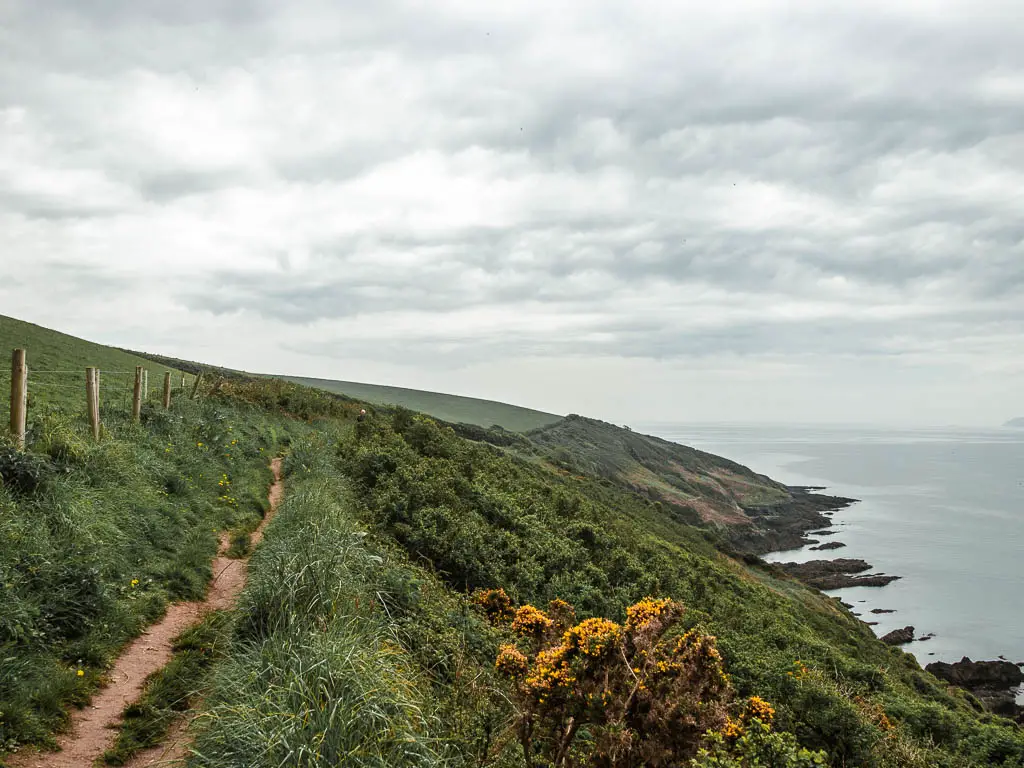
477, 591, 826, 768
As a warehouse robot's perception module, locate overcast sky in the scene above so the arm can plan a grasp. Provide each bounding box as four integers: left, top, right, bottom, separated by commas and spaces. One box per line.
1, 0, 1022, 426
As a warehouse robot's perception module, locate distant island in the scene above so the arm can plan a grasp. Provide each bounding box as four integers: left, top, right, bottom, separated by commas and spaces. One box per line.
1004, 417, 1024, 428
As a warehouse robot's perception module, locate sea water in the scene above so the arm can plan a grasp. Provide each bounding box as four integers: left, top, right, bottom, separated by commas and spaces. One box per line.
639, 423, 1024, 694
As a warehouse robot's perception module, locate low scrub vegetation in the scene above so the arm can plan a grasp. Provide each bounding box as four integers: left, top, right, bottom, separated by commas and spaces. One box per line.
2, 318, 1023, 767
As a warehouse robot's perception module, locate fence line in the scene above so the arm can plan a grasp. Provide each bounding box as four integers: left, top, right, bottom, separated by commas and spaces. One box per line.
6, 348, 199, 448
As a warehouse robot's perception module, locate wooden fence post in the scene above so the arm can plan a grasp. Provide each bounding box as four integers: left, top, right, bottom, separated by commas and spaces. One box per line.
86, 367, 100, 441
142, 369, 148, 400
132, 366, 143, 422
10, 349, 27, 450
181, 374, 186, 389
190, 373, 203, 400
163, 372, 171, 409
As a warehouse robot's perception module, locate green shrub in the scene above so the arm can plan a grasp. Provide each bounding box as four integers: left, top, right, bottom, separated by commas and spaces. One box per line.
0, 446, 53, 494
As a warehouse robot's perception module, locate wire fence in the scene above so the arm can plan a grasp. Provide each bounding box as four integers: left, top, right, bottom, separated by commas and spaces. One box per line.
4, 351, 198, 448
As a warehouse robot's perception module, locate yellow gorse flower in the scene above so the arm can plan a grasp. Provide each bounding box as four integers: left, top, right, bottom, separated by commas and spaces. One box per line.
562, 618, 623, 657
495, 644, 529, 677
743, 696, 775, 725
721, 716, 743, 739
511, 605, 554, 638
625, 596, 673, 631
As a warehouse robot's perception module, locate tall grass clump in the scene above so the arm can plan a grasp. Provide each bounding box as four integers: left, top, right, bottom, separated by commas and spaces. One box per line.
189, 467, 457, 768
0, 398, 295, 754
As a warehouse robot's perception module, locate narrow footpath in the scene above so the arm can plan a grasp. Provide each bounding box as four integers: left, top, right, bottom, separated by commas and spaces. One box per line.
10, 458, 285, 768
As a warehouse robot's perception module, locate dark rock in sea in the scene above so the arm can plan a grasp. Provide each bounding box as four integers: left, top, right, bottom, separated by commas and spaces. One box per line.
926, 657, 1023, 690
809, 529, 838, 536
925, 657, 1024, 718
918, 633, 935, 642
841, 601, 854, 609
779, 559, 901, 590
880, 626, 915, 645
810, 541, 846, 551
871, 608, 896, 614
865, 621, 878, 626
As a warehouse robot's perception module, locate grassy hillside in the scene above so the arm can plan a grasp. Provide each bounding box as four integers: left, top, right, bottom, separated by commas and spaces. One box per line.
181, 407, 1024, 768
0, 315, 191, 416
2, 316, 1023, 768
283, 375, 561, 432
524, 414, 791, 525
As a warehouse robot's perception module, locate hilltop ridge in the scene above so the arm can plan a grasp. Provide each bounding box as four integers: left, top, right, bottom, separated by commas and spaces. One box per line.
282, 375, 561, 432
524, 414, 789, 525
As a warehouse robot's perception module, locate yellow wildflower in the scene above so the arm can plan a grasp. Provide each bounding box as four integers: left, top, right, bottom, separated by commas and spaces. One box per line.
562, 618, 623, 657
511, 605, 554, 638
495, 644, 529, 677
743, 696, 775, 725
625, 596, 674, 631
472, 588, 514, 622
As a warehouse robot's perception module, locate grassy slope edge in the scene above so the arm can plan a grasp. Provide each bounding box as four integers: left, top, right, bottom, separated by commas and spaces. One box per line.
282, 375, 562, 432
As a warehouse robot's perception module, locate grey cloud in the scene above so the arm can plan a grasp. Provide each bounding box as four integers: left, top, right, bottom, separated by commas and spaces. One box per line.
2, 0, 1023, 422
134, 168, 256, 203
280, 302, 1024, 370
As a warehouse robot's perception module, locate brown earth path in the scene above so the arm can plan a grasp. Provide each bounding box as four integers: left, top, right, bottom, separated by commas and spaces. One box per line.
9, 458, 284, 768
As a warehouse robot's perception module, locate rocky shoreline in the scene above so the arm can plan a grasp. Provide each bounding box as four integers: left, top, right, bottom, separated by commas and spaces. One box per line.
733, 486, 858, 555
736, 482, 1024, 722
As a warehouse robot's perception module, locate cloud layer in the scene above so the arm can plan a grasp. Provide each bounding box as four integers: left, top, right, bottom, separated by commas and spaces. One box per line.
1, 0, 1022, 424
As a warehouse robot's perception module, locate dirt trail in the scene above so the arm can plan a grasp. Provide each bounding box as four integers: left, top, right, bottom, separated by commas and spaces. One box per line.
9, 458, 284, 768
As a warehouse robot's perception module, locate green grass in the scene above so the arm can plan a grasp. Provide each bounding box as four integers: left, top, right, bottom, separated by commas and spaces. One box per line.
281, 375, 561, 432
188, 452, 483, 768
0, 314, 309, 758
1, 314, 193, 416
0, 398, 291, 755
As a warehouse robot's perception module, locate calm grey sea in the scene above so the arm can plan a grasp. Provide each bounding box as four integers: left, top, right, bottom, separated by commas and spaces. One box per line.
639, 423, 1024, 682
